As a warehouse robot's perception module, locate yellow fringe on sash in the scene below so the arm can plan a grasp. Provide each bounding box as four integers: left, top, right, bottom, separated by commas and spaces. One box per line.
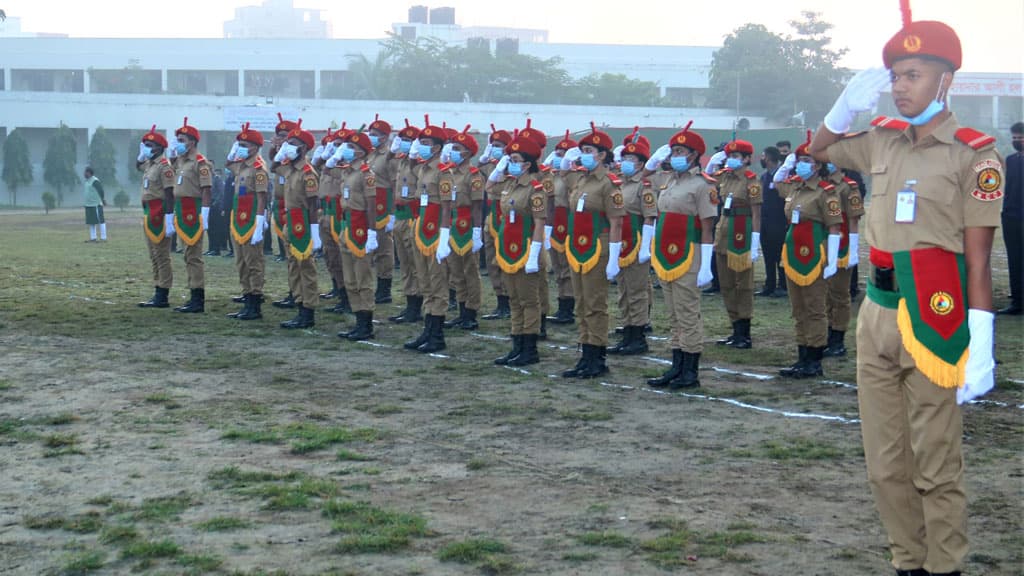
273, 215, 286, 240
176, 222, 204, 247
550, 237, 565, 254
566, 238, 603, 275
229, 209, 256, 246
344, 234, 367, 258
143, 218, 165, 244
781, 241, 824, 287
652, 245, 694, 283
619, 244, 639, 268
497, 243, 529, 274
896, 299, 968, 389
414, 222, 439, 257
289, 242, 313, 261
726, 251, 752, 272
330, 215, 342, 244
837, 254, 850, 269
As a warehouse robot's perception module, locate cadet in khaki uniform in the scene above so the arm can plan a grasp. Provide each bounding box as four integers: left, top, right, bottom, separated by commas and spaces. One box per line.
812, 6, 1001, 573
136, 125, 177, 309
608, 136, 657, 355
517, 121, 553, 337
274, 120, 321, 329
776, 134, 843, 378
492, 133, 548, 366
312, 127, 349, 314
479, 126, 514, 320
269, 114, 300, 309
224, 123, 270, 320
712, 140, 763, 349
170, 117, 213, 313
560, 123, 625, 379
642, 123, 717, 389
440, 127, 486, 330
822, 165, 864, 356
365, 115, 399, 305
404, 117, 453, 353
388, 120, 424, 324
544, 131, 578, 325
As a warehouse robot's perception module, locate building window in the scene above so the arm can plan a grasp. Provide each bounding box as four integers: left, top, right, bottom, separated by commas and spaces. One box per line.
11, 69, 84, 93
89, 68, 162, 94
167, 70, 239, 96
245, 70, 315, 99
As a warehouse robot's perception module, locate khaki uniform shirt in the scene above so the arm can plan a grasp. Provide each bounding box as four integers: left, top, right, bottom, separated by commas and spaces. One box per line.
499, 172, 547, 227
568, 165, 627, 227
335, 159, 375, 216
394, 156, 420, 208
439, 163, 485, 208
552, 172, 570, 209
826, 114, 1003, 254
415, 158, 444, 205
173, 149, 212, 199
778, 175, 843, 229
276, 159, 318, 210
228, 155, 270, 200
714, 167, 763, 251
828, 171, 865, 222
620, 172, 659, 219
141, 157, 176, 202
655, 166, 718, 221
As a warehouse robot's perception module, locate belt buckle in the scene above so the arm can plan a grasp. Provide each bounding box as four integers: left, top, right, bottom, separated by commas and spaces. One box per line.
873, 267, 895, 292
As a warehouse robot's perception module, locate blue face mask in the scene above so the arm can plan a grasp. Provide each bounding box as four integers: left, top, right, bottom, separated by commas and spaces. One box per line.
826, 162, 837, 174
580, 153, 598, 171
142, 146, 154, 159
341, 146, 356, 162
670, 156, 690, 172
620, 160, 637, 176
236, 146, 250, 160
174, 141, 188, 156
369, 135, 380, 148
795, 161, 815, 180
903, 74, 948, 126
491, 146, 504, 160
418, 143, 434, 160
725, 158, 743, 170
399, 140, 412, 154
450, 150, 463, 164
508, 162, 524, 177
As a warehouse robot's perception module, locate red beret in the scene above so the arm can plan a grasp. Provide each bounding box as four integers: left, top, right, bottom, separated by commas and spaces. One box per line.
347, 132, 374, 155
397, 118, 421, 140
444, 127, 459, 142
668, 121, 705, 156
724, 140, 754, 155
275, 112, 297, 135
286, 119, 315, 150
330, 122, 351, 143
519, 119, 547, 151
236, 122, 264, 147
418, 115, 447, 144
579, 122, 613, 151
451, 125, 479, 156
883, 3, 961, 71
794, 130, 813, 157
621, 127, 651, 150
175, 117, 201, 142
142, 124, 168, 148
368, 114, 392, 134
320, 127, 335, 146
488, 124, 513, 145
555, 130, 578, 151
507, 134, 542, 161
621, 140, 651, 161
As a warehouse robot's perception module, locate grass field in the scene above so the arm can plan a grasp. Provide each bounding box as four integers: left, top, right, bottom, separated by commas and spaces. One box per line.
0, 208, 1021, 575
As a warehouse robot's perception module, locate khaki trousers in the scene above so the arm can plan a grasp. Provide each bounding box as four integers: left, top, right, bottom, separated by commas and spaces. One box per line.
183, 232, 205, 289
663, 262, 703, 353
415, 250, 449, 316
147, 236, 173, 289
617, 261, 650, 327
569, 243, 610, 346
786, 275, 828, 347
507, 259, 545, 335
287, 255, 318, 308
394, 218, 421, 297
447, 250, 482, 311
856, 297, 966, 574
374, 228, 394, 280
717, 259, 754, 323
484, 229, 507, 297
827, 266, 854, 330
341, 243, 376, 313
234, 238, 265, 295
320, 216, 345, 290
550, 248, 574, 299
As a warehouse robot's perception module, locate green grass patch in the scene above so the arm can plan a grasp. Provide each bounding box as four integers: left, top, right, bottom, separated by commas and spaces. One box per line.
60, 549, 107, 573
221, 422, 381, 454
43, 432, 78, 448
336, 449, 374, 462
577, 531, 633, 548
562, 551, 599, 562
368, 404, 403, 416
437, 538, 509, 562
120, 538, 181, 559
134, 493, 197, 522
324, 499, 430, 553
99, 524, 139, 545
558, 409, 614, 422
85, 495, 114, 507
208, 466, 302, 488
144, 392, 182, 408
637, 518, 768, 568
208, 466, 343, 510
466, 457, 491, 471
0, 379, 12, 391
176, 552, 224, 571
195, 516, 250, 532
23, 512, 102, 533
760, 437, 846, 461
34, 412, 78, 426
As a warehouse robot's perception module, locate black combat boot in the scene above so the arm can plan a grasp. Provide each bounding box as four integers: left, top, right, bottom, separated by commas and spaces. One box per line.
138, 286, 169, 308
375, 278, 392, 304
620, 325, 649, 355
460, 307, 478, 331
320, 279, 338, 300
272, 292, 296, 309
238, 295, 263, 320
562, 344, 592, 378
647, 349, 683, 388
280, 304, 314, 329
344, 310, 375, 341
232, 294, 246, 303
538, 316, 547, 340
547, 297, 575, 324
823, 328, 847, 357
330, 288, 352, 314
578, 345, 608, 379
447, 289, 457, 311
508, 334, 540, 366
404, 316, 431, 350
668, 352, 701, 389
444, 302, 467, 329
494, 335, 523, 365
608, 325, 634, 354
717, 321, 738, 345
730, 319, 752, 349
794, 346, 824, 379
175, 288, 205, 313
417, 314, 446, 353
226, 294, 250, 318
779, 346, 808, 377
482, 295, 510, 320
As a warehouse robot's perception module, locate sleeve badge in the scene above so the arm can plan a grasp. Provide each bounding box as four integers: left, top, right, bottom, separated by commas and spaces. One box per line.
642, 191, 655, 206
972, 161, 1003, 201
530, 194, 544, 210
827, 199, 842, 216
749, 183, 762, 199
304, 175, 318, 193
611, 191, 625, 208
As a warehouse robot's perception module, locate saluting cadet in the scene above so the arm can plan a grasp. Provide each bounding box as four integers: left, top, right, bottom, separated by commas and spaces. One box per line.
479, 126, 514, 320
712, 140, 763, 349
365, 114, 399, 305
404, 117, 453, 353
270, 114, 300, 309
608, 131, 657, 355
544, 131, 578, 325
822, 164, 864, 356
441, 126, 486, 330
224, 123, 270, 320
333, 131, 379, 341
274, 120, 321, 329
388, 120, 425, 324
811, 1, 1001, 572
642, 122, 717, 389
321, 125, 353, 315
170, 117, 213, 314
776, 132, 843, 378
311, 127, 341, 302
516, 120, 553, 338
136, 126, 177, 309
560, 123, 625, 379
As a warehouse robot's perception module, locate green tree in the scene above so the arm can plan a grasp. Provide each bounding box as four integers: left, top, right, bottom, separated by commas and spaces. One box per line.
88, 126, 117, 188
2, 128, 33, 206
124, 130, 144, 186
43, 123, 78, 207
574, 73, 663, 107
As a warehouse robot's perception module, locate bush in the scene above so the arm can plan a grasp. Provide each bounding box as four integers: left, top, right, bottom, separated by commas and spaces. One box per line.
42, 192, 57, 214
114, 189, 130, 211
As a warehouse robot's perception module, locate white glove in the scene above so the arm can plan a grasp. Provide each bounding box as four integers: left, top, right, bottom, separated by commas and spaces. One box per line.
847, 232, 860, 267
472, 227, 483, 253
488, 155, 510, 183
823, 233, 840, 279
326, 144, 345, 169
560, 148, 582, 171
408, 139, 421, 160
167, 144, 179, 160
525, 241, 542, 274
227, 141, 240, 162
697, 243, 714, 287
385, 214, 396, 232
366, 229, 378, 253
543, 225, 553, 251
958, 309, 995, 405
543, 151, 558, 168
478, 143, 493, 164
263, 210, 270, 229
639, 224, 655, 264
645, 144, 672, 171
613, 145, 625, 163
750, 231, 761, 262
440, 143, 454, 163
774, 153, 797, 183
201, 206, 210, 231
706, 150, 727, 174
165, 213, 176, 237
824, 67, 890, 134
606, 241, 622, 280
321, 142, 337, 161
389, 135, 402, 154
252, 215, 265, 245
311, 223, 322, 251
436, 227, 451, 262
312, 144, 325, 162
138, 142, 149, 163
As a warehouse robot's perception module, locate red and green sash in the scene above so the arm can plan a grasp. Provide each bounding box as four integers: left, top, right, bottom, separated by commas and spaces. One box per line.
414, 202, 442, 256
450, 205, 474, 256
330, 197, 344, 243
143, 198, 167, 244
374, 187, 392, 230
273, 198, 287, 241
837, 213, 851, 269
550, 206, 569, 253
566, 210, 608, 274
395, 197, 419, 221
485, 198, 503, 241
287, 207, 313, 260
619, 213, 643, 268
893, 248, 969, 389
782, 220, 825, 286
230, 194, 258, 245
725, 215, 753, 272
496, 212, 534, 273
174, 197, 203, 246
344, 209, 369, 257
652, 211, 699, 282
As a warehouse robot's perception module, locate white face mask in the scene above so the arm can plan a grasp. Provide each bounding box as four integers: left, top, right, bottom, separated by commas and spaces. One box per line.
274, 142, 299, 163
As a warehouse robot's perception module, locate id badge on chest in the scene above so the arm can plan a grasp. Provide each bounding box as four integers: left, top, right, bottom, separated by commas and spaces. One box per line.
343, 186, 350, 200
420, 186, 429, 207
791, 205, 801, 224
143, 177, 149, 190
723, 193, 733, 210
176, 173, 183, 186
278, 175, 286, 185
401, 185, 409, 198
895, 181, 917, 223
575, 193, 586, 213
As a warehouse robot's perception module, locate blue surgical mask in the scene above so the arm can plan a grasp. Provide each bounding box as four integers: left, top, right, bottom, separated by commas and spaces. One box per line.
418, 143, 434, 160
491, 146, 504, 160
826, 162, 837, 174
508, 162, 524, 177
903, 74, 948, 126
450, 150, 463, 164
174, 141, 188, 156
236, 146, 250, 160
725, 158, 743, 170
620, 160, 637, 176
369, 135, 380, 148
795, 161, 815, 180
399, 139, 412, 154
670, 156, 690, 172
141, 146, 154, 159
341, 146, 355, 162
580, 153, 598, 171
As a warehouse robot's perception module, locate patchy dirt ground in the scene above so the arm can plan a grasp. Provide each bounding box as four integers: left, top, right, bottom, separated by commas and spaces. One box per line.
0, 211, 1021, 576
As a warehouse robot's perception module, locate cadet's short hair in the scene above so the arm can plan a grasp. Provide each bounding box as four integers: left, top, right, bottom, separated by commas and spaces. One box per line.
775, 140, 791, 149
84, 166, 94, 176
763, 146, 781, 164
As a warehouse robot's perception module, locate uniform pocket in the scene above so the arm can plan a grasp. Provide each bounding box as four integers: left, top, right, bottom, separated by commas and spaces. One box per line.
915, 172, 957, 206
869, 164, 888, 198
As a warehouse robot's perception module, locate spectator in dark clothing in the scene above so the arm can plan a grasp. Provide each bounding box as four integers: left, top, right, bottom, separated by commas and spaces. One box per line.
999, 121, 1024, 315
776, 140, 792, 157
758, 146, 787, 296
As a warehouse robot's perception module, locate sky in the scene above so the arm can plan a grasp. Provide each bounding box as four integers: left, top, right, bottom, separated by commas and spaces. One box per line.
3, 0, 1022, 74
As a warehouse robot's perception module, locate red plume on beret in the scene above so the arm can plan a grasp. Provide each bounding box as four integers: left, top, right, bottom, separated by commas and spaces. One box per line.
882, 0, 962, 70
668, 120, 705, 157
236, 121, 264, 146
142, 124, 169, 148
175, 116, 201, 142
577, 121, 612, 151
795, 130, 814, 157
397, 118, 421, 140
452, 124, 479, 156
287, 118, 315, 150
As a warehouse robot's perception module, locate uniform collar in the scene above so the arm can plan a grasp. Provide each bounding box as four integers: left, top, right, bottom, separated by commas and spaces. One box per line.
900, 112, 959, 146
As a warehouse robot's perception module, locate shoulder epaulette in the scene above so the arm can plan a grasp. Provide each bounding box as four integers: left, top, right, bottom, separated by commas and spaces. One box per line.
159, 158, 170, 166
254, 158, 265, 169
642, 179, 652, 187
469, 166, 480, 175
955, 127, 997, 150
818, 181, 836, 191
784, 175, 802, 184
712, 168, 728, 177
606, 172, 622, 186
539, 165, 551, 173
700, 172, 717, 184
195, 153, 207, 163
870, 116, 910, 131
530, 179, 544, 191
842, 176, 858, 188
744, 169, 758, 179
360, 163, 371, 172
302, 164, 314, 173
